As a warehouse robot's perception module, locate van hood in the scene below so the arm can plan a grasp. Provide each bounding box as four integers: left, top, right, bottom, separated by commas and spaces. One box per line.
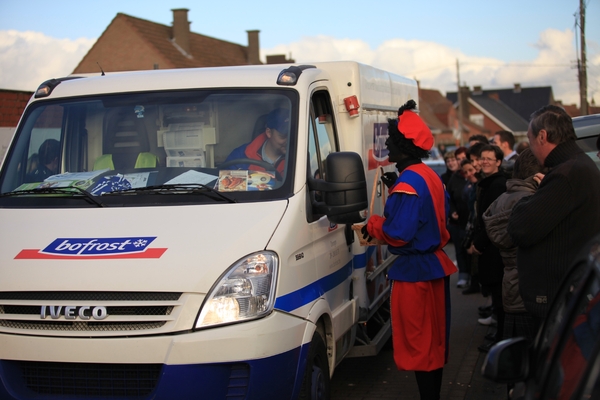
0, 201, 287, 294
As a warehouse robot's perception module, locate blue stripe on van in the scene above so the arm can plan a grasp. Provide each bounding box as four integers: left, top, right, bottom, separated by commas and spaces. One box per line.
354, 252, 367, 269
274, 261, 353, 312
353, 246, 376, 270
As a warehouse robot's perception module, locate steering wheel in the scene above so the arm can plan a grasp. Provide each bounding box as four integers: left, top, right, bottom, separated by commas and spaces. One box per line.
218, 158, 283, 181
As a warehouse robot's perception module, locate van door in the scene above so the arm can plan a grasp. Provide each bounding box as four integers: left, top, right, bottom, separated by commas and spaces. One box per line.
306, 88, 354, 346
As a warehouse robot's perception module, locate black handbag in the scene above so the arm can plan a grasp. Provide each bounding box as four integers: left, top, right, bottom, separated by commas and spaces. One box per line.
462, 221, 474, 249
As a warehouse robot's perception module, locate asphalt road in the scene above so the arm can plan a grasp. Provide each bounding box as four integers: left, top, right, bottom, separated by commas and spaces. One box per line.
330, 243, 508, 400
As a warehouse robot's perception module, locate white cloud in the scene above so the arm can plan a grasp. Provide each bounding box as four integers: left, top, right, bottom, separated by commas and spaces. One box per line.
1, 28, 597, 108
262, 28, 599, 107
0, 30, 95, 92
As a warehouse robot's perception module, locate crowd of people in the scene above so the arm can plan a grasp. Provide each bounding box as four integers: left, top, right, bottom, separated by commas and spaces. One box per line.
440, 106, 600, 359
356, 103, 599, 400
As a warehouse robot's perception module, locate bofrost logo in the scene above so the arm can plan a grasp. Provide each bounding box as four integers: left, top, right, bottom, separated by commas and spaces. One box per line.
15, 237, 167, 260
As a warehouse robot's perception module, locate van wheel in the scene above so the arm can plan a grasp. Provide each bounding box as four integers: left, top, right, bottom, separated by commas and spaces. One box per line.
299, 332, 330, 400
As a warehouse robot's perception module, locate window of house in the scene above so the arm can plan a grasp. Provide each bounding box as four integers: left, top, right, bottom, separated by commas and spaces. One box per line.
469, 114, 484, 127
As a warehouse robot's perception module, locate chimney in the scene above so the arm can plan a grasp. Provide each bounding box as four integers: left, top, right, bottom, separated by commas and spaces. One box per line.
473, 85, 482, 95
513, 83, 522, 93
266, 54, 295, 64
246, 30, 261, 65
172, 9, 191, 56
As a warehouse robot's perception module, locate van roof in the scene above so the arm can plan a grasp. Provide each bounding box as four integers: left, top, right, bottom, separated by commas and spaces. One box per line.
32, 62, 416, 102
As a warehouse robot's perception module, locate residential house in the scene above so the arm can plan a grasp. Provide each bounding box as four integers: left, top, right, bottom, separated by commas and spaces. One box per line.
73, 8, 293, 74
446, 84, 556, 142
418, 87, 490, 148
418, 88, 452, 138
560, 101, 600, 118
0, 89, 33, 161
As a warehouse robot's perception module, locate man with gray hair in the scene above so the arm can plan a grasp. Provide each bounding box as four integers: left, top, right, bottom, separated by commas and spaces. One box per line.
507, 105, 600, 332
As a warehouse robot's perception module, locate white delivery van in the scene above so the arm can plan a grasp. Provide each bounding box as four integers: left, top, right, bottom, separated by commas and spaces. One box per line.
0, 62, 417, 399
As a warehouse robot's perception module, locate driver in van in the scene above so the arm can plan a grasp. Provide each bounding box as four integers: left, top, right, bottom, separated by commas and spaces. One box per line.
28, 139, 60, 181
224, 108, 289, 175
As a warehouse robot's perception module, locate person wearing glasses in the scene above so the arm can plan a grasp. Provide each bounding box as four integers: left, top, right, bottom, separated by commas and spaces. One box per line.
467, 144, 507, 352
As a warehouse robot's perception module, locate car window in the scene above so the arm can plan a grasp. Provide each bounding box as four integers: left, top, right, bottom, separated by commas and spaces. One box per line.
573, 114, 600, 171
532, 260, 589, 384
578, 338, 600, 399
541, 272, 600, 399
576, 135, 600, 170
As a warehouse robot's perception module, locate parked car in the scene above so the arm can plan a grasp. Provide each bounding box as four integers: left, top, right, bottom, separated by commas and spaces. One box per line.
482, 232, 600, 399
573, 113, 600, 170
423, 146, 447, 176
424, 158, 447, 176
482, 113, 600, 399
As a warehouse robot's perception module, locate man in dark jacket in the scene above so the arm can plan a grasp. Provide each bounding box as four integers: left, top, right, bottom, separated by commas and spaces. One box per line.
507, 105, 600, 332
468, 144, 507, 352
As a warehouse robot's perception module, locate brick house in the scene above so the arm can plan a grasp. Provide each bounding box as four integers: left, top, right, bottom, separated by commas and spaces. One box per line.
417, 87, 490, 148
0, 89, 33, 161
447, 84, 559, 143
418, 88, 454, 146
73, 8, 293, 74
560, 101, 600, 118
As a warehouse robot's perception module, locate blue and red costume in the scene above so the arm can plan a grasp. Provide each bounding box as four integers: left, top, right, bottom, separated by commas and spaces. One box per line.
366, 163, 457, 371
225, 133, 285, 175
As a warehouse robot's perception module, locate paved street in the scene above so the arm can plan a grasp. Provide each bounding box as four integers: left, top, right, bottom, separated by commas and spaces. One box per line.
330, 244, 507, 400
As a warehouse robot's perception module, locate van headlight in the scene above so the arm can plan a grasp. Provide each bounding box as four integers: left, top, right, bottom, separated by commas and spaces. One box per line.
195, 251, 279, 329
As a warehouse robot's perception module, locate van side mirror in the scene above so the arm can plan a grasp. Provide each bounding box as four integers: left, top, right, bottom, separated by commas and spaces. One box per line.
308, 152, 368, 224
482, 337, 530, 383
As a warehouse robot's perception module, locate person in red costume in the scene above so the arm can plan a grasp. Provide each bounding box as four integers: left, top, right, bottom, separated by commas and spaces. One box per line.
362, 100, 457, 400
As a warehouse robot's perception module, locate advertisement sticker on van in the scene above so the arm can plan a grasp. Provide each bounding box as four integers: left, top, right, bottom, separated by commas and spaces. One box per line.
14, 237, 167, 259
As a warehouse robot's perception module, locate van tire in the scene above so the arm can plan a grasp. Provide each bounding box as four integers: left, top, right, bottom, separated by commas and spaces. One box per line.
299, 332, 330, 400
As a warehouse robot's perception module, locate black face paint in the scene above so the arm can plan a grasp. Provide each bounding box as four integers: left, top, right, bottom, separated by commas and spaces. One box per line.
386, 136, 403, 162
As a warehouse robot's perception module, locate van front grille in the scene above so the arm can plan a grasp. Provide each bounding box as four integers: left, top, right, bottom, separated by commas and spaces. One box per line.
0, 291, 183, 336
17, 360, 161, 397
0, 320, 166, 331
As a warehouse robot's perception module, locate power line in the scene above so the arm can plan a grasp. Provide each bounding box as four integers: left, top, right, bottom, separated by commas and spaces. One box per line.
404, 64, 454, 76
462, 62, 571, 68
407, 61, 571, 76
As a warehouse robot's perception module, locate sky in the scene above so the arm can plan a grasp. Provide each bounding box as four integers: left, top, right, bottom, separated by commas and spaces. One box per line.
0, 0, 599, 108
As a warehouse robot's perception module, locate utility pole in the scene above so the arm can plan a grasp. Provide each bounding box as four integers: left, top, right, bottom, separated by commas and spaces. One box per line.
579, 0, 588, 115
455, 59, 464, 146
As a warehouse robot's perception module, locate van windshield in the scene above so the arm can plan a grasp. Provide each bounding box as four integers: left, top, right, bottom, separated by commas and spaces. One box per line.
0, 89, 297, 207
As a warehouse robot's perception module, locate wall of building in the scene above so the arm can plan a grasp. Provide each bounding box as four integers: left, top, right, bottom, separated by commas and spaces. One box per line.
74, 17, 169, 73
0, 90, 31, 127
467, 103, 504, 133
0, 90, 33, 163
0, 127, 14, 163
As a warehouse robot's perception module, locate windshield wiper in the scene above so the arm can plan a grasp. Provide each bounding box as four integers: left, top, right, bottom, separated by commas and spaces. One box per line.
1, 186, 104, 207
101, 184, 237, 203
